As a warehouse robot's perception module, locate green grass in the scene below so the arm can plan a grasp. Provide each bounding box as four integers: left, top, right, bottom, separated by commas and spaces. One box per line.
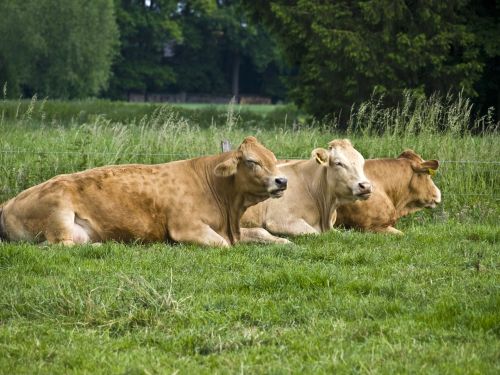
0, 222, 498, 373
172, 102, 280, 113
1, 109, 498, 225
0, 95, 499, 373
0, 97, 297, 128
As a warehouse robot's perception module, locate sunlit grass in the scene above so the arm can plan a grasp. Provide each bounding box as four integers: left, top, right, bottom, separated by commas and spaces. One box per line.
0, 222, 498, 373
0, 94, 498, 373
1, 94, 498, 224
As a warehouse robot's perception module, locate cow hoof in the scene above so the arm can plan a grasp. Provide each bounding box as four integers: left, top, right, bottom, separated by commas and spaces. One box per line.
385, 227, 404, 235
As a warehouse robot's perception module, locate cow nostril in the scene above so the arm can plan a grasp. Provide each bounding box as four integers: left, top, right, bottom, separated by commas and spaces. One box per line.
275, 177, 287, 187
359, 182, 369, 190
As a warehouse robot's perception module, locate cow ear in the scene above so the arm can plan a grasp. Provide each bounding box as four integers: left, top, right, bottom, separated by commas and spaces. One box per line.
214, 157, 238, 177
413, 160, 439, 175
311, 148, 329, 165
241, 136, 258, 145
398, 150, 419, 160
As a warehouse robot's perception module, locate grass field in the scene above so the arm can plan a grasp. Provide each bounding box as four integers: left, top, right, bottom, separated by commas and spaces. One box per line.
0, 97, 296, 128
0, 95, 499, 373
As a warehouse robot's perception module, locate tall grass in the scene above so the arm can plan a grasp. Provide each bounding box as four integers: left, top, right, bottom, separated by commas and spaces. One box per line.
0, 96, 298, 128
345, 91, 497, 135
0, 93, 498, 224
0, 94, 499, 374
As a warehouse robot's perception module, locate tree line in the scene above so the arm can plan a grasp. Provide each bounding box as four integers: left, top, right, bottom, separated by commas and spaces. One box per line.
0, 0, 498, 118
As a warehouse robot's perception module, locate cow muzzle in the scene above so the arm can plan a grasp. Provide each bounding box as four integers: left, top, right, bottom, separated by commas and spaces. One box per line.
426, 191, 442, 208
269, 176, 288, 198
354, 181, 373, 200
427, 189, 442, 208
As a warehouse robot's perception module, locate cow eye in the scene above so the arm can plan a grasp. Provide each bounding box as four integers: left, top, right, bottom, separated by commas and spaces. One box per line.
334, 161, 344, 167
245, 160, 258, 168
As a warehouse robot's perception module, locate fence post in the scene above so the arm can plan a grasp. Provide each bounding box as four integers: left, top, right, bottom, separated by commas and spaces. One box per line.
221, 140, 232, 153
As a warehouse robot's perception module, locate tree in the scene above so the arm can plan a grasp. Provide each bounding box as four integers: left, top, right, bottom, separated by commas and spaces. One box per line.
466, 0, 500, 119
107, 0, 186, 98
109, 0, 286, 100
159, 0, 227, 95
244, 0, 499, 118
206, 0, 283, 99
170, 0, 285, 98
0, 0, 118, 98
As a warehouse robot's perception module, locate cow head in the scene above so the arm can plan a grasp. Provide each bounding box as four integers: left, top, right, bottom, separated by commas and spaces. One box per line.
312, 139, 373, 203
214, 136, 287, 199
398, 150, 441, 209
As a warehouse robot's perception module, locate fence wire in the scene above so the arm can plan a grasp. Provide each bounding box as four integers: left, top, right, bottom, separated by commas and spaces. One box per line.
0, 148, 499, 165
1, 149, 498, 200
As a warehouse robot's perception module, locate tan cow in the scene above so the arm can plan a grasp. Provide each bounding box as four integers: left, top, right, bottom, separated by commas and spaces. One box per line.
335, 150, 441, 234
240, 139, 372, 243
0, 137, 287, 247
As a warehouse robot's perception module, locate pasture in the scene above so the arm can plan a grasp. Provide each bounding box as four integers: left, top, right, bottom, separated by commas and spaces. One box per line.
0, 96, 499, 373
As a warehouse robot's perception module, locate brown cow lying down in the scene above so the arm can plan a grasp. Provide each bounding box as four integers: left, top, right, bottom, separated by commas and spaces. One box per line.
0, 136, 287, 247
240, 139, 373, 244
335, 150, 441, 234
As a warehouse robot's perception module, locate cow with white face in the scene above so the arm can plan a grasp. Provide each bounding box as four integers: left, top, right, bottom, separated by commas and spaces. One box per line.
240, 139, 372, 243
0, 136, 287, 247
335, 150, 441, 234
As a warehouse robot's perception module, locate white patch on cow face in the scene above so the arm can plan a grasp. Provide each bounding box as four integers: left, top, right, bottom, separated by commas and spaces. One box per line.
327, 145, 373, 203
433, 185, 442, 205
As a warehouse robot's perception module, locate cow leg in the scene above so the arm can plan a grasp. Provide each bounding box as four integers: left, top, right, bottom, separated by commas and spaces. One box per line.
45, 211, 91, 245
372, 226, 403, 235
44, 225, 76, 246
383, 226, 403, 235
240, 228, 292, 244
169, 223, 230, 247
266, 218, 319, 236
3, 209, 73, 245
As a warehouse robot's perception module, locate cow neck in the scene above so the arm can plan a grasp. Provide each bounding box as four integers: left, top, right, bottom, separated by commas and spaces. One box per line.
193, 152, 246, 244
367, 159, 415, 218
295, 159, 338, 232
